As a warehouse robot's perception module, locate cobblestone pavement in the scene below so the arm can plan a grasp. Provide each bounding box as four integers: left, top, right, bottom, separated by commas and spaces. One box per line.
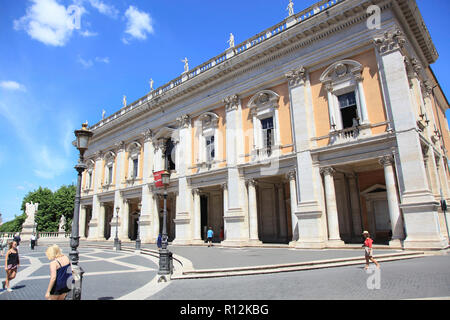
148, 254, 450, 300
0, 244, 158, 300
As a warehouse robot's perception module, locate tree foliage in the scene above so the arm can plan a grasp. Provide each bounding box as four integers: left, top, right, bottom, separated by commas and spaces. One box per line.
0, 185, 76, 233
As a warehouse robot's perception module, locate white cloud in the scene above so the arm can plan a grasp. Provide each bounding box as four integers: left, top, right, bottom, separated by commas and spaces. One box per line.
88, 0, 118, 18
13, 0, 84, 47
77, 55, 93, 68
80, 29, 98, 37
0, 81, 26, 91
95, 56, 110, 64
123, 6, 154, 43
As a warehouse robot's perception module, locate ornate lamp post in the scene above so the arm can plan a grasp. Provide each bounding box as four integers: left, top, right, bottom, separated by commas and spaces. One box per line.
114, 206, 121, 251
71, 122, 93, 300
158, 171, 172, 281
135, 202, 142, 251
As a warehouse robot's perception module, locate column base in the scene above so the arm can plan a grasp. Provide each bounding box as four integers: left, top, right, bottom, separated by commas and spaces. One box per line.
326, 239, 346, 248
245, 239, 263, 246
289, 240, 327, 249
402, 238, 448, 250
388, 238, 403, 248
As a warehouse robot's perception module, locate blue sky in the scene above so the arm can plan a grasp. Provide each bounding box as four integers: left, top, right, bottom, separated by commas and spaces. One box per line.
0, 0, 449, 223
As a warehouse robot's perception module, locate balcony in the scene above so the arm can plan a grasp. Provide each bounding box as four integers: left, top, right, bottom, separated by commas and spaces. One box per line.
329, 126, 359, 145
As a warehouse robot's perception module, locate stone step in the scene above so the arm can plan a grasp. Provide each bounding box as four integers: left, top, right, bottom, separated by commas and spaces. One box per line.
170, 252, 425, 280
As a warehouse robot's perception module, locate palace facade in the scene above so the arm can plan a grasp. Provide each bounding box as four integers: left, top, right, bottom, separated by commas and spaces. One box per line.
79, 0, 450, 250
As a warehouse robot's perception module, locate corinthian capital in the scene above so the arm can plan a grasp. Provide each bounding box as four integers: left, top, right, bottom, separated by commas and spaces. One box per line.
223, 94, 239, 112
142, 129, 153, 142
373, 29, 406, 54
115, 141, 126, 152
421, 80, 433, 98
320, 166, 335, 176
285, 66, 306, 87
379, 155, 394, 167
176, 114, 191, 129
94, 150, 104, 161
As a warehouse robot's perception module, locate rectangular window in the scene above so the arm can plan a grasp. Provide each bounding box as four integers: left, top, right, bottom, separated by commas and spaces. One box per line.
133, 159, 138, 179
261, 117, 274, 156
88, 172, 92, 189
108, 165, 113, 184
338, 92, 358, 129
205, 135, 215, 162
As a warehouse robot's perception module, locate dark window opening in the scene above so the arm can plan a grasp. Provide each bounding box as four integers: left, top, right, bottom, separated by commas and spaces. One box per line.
132, 159, 138, 178
261, 117, 274, 156
206, 135, 215, 162
338, 92, 358, 129
165, 139, 176, 171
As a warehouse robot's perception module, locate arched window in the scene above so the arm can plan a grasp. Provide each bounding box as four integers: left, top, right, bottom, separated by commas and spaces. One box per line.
127, 141, 142, 180
195, 111, 220, 169
247, 90, 281, 159
103, 151, 116, 186
320, 60, 369, 131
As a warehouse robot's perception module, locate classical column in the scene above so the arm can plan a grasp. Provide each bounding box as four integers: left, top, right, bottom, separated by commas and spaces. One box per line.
286, 67, 326, 249
98, 203, 106, 240
347, 174, 363, 239
246, 179, 261, 244
80, 205, 87, 239
192, 188, 202, 243
321, 167, 344, 246
374, 29, 445, 249
286, 170, 299, 242
379, 155, 404, 246
121, 199, 130, 240
276, 183, 288, 240
222, 94, 247, 246
222, 182, 228, 241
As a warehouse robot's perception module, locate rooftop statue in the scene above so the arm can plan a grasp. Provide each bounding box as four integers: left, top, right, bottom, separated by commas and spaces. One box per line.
150, 78, 154, 91
287, 0, 294, 16
102, 109, 106, 120
123, 95, 127, 108
181, 57, 189, 73
228, 33, 235, 48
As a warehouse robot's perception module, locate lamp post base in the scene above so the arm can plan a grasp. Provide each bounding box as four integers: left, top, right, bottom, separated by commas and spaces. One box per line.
70, 264, 84, 300
114, 238, 121, 251
158, 248, 173, 275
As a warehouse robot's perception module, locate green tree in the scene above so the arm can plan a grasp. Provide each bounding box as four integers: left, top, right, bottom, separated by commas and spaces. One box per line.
0, 213, 26, 232
53, 184, 76, 233
21, 187, 55, 232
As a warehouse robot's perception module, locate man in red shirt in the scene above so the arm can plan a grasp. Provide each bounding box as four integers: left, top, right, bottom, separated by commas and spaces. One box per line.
362, 231, 380, 270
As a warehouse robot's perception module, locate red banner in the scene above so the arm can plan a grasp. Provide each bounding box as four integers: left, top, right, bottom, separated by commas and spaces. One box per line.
153, 170, 165, 188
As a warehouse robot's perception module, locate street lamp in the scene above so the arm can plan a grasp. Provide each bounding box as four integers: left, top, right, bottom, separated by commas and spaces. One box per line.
158, 170, 172, 282
71, 122, 93, 300
114, 206, 121, 251
135, 202, 142, 251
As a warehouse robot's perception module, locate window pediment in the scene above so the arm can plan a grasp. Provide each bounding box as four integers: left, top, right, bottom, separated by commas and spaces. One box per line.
248, 90, 280, 117
198, 112, 219, 131
320, 60, 363, 89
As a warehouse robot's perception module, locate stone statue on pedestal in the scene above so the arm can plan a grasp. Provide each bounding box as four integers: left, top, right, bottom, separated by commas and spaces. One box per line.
21, 202, 39, 241
59, 215, 66, 232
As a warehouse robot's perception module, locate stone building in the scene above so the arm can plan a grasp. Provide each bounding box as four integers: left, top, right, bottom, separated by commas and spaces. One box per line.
79, 0, 450, 250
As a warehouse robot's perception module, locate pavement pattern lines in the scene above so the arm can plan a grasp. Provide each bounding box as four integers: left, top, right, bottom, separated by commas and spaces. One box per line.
0, 246, 159, 300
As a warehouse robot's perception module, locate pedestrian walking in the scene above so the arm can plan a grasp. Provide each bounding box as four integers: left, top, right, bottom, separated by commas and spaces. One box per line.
45, 245, 72, 300
207, 227, 214, 247
13, 233, 21, 248
362, 231, 380, 270
3, 241, 20, 292
30, 234, 36, 250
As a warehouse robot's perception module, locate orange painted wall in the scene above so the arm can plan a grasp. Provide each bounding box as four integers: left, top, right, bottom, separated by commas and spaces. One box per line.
240, 82, 294, 162
309, 49, 388, 147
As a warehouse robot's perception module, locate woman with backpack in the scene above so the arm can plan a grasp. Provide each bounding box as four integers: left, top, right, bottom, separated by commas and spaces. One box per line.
45, 245, 72, 300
